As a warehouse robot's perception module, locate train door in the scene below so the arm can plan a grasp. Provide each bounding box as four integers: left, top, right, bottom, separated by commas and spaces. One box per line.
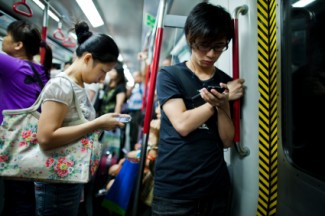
220, 0, 325, 215
224, 0, 325, 215
277, 0, 325, 215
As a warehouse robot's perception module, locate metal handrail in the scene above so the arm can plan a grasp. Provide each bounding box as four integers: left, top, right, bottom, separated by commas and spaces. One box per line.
40, 0, 49, 64
232, 5, 250, 157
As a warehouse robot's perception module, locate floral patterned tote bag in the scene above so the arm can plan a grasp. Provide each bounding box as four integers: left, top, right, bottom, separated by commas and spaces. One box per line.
0, 77, 102, 183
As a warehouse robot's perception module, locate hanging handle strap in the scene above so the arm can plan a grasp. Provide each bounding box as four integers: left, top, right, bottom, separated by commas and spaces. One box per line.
62, 36, 77, 48
53, 21, 65, 41
12, 0, 33, 17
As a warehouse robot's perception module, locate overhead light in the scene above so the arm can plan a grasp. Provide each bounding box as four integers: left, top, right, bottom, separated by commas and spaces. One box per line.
292, 0, 316, 8
76, 0, 104, 28
48, 11, 59, 22
32, 0, 59, 22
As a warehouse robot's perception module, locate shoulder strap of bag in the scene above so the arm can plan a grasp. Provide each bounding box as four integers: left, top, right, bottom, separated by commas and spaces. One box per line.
57, 75, 87, 122
27, 61, 45, 89
2, 81, 48, 115
2, 76, 83, 122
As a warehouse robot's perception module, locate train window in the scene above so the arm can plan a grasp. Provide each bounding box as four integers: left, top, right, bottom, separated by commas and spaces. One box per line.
159, 26, 187, 66
282, 0, 325, 181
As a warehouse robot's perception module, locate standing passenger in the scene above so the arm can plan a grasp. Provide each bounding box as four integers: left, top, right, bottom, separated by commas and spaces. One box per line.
98, 62, 127, 116
0, 20, 52, 216
35, 21, 129, 216
97, 63, 128, 160
152, 3, 239, 216
126, 71, 144, 149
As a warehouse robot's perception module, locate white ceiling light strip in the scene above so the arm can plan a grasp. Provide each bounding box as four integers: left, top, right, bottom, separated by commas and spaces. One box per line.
76, 0, 104, 28
32, 0, 59, 22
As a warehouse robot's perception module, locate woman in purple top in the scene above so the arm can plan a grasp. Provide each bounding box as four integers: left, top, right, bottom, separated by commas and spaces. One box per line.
0, 20, 52, 216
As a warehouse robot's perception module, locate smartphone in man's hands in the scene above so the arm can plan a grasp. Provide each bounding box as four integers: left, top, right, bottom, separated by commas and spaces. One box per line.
191, 85, 225, 100
206, 85, 225, 93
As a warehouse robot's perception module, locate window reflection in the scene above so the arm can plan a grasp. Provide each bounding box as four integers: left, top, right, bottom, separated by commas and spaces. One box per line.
284, 0, 325, 181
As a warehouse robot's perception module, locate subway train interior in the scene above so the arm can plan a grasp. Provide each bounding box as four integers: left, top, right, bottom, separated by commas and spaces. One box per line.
0, 0, 325, 215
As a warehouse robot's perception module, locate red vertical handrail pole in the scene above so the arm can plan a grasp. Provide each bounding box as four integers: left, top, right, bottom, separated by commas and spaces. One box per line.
232, 17, 240, 143
132, 0, 167, 215
232, 5, 249, 157
141, 63, 151, 112
138, 64, 151, 142
40, 1, 49, 64
143, 41, 162, 133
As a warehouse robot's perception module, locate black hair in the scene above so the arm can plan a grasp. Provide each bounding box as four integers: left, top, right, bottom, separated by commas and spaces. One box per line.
7, 20, 52, 77
74, 21, 119, 63
184, 3, 234, 46
114, 61, 127, 85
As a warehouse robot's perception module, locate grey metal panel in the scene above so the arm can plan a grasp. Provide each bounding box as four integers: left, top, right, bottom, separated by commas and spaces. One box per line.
164, 15, 186, 28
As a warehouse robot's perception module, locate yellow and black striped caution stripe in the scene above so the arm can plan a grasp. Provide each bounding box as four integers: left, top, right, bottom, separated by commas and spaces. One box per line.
257, 0, 278, 215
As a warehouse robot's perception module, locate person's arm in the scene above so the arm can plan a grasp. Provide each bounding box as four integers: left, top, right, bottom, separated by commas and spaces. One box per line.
126, 86, 133, 99
37, 100, 126, 151
227, 78, 245, 101
115, 92, 126, 113
162, 98, 215, 137
158, 67, 217, 136
215, 102, 234, 148
200, 86, 235, 148
0, 52, 20, 79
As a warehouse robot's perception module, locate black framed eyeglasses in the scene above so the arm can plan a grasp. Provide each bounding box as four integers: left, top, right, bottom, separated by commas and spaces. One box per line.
194, 43, 228, 53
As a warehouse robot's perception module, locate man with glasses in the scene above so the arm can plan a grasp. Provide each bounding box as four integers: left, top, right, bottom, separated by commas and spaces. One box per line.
152, 3, 244, 216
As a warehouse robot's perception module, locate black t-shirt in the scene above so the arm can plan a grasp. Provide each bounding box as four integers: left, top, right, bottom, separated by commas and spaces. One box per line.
154, 62, 232, 199
98, 83, 126, 115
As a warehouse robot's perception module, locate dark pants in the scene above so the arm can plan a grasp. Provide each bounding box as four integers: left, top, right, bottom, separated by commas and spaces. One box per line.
128, 110, 142, 148
1, 179, 36, 216
34, 182, 83, 216
151, 191, 230, 216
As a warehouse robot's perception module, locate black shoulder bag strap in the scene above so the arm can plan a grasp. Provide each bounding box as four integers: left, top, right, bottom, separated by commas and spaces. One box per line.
27, 61, 45, 89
